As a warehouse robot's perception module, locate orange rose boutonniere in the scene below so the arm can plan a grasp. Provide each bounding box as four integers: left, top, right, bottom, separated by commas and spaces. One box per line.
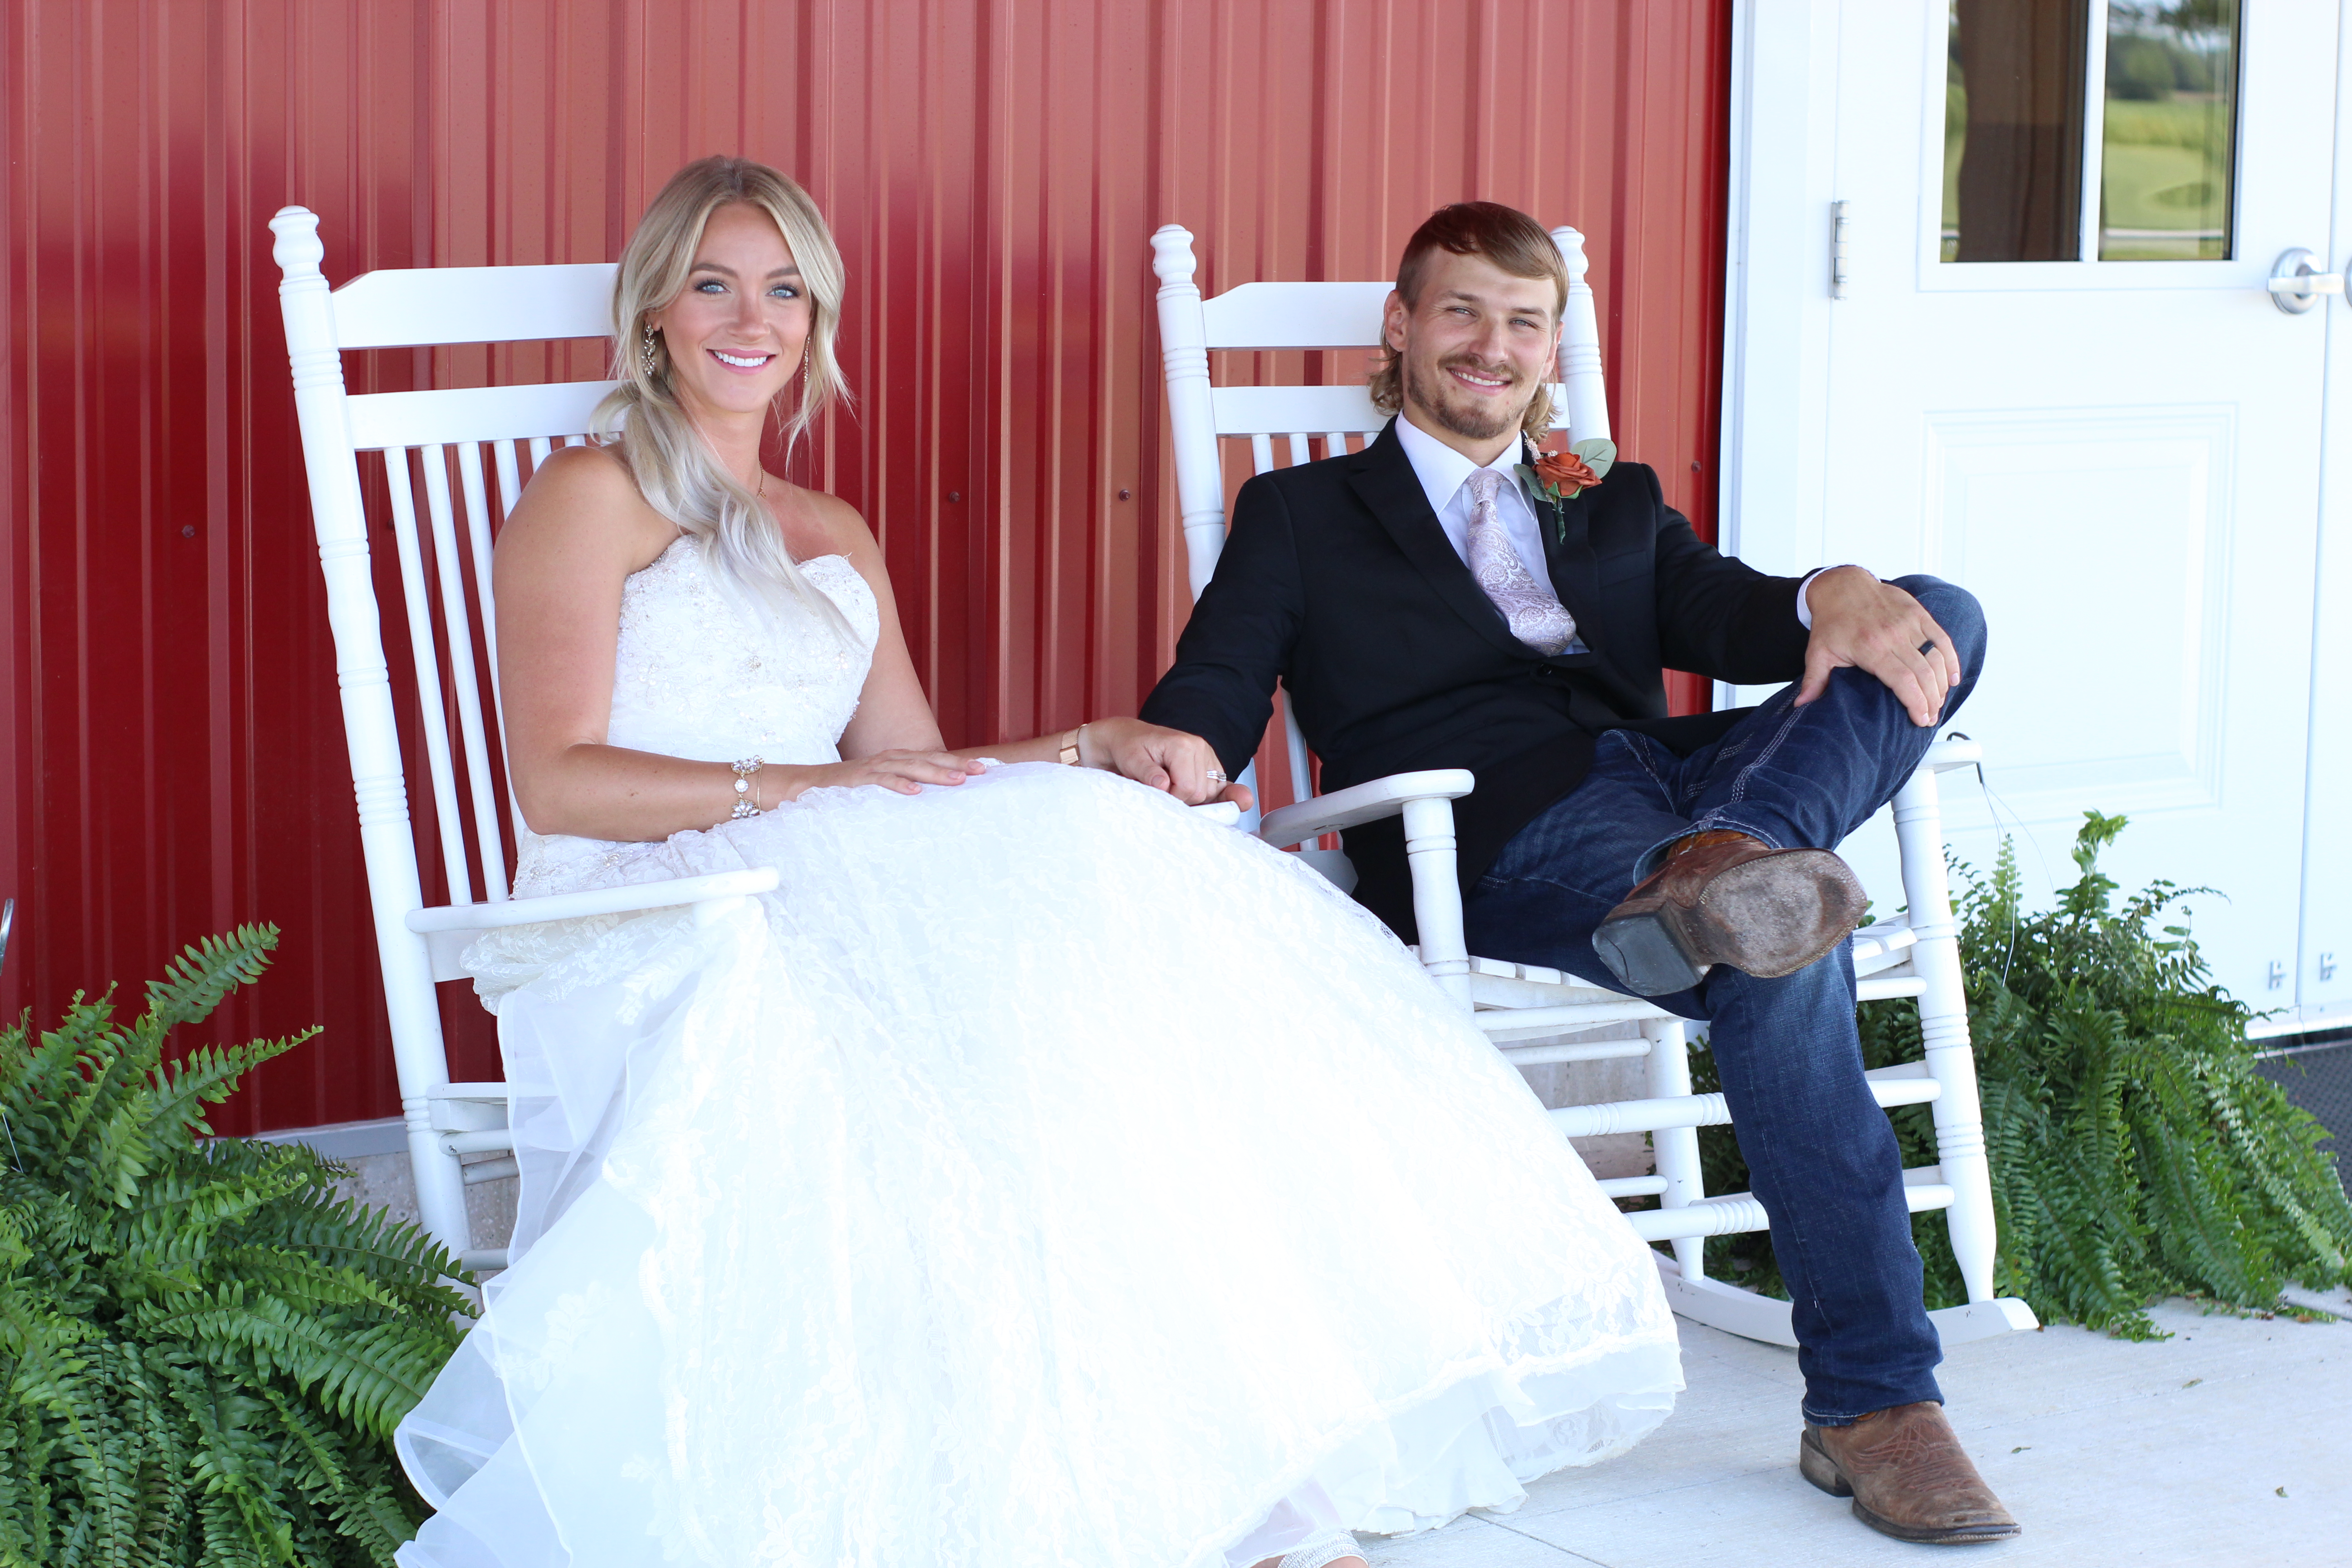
1534, 448, 1604, 494
1516, 437, 1617, 542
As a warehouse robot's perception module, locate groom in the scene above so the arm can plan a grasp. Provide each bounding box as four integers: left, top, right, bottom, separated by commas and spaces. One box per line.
1132, 203, 2019, 1545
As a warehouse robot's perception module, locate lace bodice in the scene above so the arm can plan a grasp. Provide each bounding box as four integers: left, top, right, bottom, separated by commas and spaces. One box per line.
508, 535, 879, 898
608, 534, 877, 764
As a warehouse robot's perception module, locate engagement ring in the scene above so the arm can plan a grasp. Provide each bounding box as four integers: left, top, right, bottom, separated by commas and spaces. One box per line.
1204, 769, 1230, 786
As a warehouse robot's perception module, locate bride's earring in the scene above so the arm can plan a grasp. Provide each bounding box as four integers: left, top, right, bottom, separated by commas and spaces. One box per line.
640, 321, 660, 377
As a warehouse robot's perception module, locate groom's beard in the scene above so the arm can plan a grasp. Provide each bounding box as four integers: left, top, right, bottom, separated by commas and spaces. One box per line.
1404, 350, 1534, 444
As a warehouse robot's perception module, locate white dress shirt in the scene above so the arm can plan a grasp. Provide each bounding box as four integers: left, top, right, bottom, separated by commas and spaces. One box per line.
1393, 411, 1555, 588
1392, 411, 1834, 636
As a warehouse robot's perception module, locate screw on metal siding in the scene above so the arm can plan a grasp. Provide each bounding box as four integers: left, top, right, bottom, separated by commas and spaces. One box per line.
2268, 960, 2286, 990
2322, 953, 2337, 981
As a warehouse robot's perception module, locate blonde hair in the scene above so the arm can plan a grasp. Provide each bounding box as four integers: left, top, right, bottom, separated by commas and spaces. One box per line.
593, 157, 857, 647
1368, 201, 1566, 442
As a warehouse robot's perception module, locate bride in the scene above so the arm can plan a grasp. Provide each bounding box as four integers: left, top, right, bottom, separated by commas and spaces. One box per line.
392, 157, 1682, 1568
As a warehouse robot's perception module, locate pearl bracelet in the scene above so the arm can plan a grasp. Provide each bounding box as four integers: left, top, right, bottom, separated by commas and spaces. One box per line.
730, 756, 765, 819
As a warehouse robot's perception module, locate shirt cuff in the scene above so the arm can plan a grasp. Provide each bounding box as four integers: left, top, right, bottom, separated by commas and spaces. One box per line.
1796, 565, 1874, 630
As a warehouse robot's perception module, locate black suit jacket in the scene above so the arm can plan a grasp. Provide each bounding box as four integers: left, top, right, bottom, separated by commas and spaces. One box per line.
1138, 420, 1813, 940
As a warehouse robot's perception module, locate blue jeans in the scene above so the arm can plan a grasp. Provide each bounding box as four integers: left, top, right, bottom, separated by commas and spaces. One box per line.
1461, 576, 1987, 1424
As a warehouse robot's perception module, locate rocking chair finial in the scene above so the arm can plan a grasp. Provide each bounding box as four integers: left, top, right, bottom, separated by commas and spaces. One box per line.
270, 206, 325, 275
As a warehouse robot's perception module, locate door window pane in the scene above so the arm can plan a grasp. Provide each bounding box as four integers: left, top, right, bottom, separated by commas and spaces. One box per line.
1944, 0, 2091, 262
2099, 0, 2239, 260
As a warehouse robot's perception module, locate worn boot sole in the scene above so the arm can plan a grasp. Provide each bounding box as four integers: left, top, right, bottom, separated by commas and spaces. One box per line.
1590, 851, 1862, 1001
1592, 850, 1865, 996
1799, 1430, 2022, 1546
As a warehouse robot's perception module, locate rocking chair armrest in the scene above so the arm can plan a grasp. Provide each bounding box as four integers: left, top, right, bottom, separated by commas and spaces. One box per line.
403, 867, 782, 935
1924, 736, 1982, 773
1256, 769, 1475, 849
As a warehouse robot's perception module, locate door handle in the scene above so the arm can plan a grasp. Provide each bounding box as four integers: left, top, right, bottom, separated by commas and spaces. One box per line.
2270, 249, 2345, 314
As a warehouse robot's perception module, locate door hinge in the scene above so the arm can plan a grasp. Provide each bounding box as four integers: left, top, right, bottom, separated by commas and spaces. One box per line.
1831, 201, 1852, 300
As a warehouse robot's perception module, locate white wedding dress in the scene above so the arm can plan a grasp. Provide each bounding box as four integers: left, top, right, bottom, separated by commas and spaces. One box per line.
393, 536, 1682, 1568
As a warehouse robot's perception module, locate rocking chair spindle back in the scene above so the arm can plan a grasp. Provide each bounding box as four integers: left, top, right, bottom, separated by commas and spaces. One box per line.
270, 208, 779, 1271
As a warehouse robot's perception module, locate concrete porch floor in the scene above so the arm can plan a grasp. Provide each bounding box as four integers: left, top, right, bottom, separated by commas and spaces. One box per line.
1363, 1291, 2352, 1568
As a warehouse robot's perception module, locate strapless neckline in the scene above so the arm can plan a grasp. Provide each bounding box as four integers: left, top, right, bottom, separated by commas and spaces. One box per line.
637, 532, 852, 576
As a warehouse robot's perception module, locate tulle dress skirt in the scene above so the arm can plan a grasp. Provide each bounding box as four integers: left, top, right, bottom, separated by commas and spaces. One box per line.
393, 764, 1681, 1568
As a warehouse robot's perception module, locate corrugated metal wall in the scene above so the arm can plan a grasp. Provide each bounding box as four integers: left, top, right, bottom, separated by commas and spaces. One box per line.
0, 0, 1731, 1133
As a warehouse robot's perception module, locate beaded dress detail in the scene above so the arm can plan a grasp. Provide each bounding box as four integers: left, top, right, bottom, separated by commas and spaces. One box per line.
395, 535, 1681, 1568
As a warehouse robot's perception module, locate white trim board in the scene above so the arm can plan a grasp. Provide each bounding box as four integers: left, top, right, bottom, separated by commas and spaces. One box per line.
239, 1116, 409, 1161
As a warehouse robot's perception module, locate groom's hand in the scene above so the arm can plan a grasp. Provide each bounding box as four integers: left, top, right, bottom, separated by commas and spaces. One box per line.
1086, 718, 1254, 809
1797, 567, 1962, 729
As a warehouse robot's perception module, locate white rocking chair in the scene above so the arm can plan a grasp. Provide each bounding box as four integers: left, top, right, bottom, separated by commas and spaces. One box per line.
269, 210, 786, 1274
1151, 222, 2037, 1347
269, 209, 1241, 1275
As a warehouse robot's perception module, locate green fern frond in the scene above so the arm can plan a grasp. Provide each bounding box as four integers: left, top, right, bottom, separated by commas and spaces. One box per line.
47, 1352, 144, 1568
149, 1032, 322, 1144
253, 1191, 475, 1314
156, 1294, 454, 1442
53, 1026, 162, 1195
118, 1151, 313, 1251
255, 1386, 421, 1564
1, 931, 462, 1563
176, 1358, 300, 1566
79, 1100, 162, 1213
0, 1401, 60, 1564
21, 1001, 131, 1174
195, 1486, 281, 1568
142, 927, 281, 1036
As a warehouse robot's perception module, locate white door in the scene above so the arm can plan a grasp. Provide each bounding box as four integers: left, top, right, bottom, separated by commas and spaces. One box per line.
1722, 0, 2346, 1028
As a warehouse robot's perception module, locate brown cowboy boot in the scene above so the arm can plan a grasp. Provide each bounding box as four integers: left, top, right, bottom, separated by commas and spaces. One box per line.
1591, 830, 1866, 995
1800, 1402, 2021, 1545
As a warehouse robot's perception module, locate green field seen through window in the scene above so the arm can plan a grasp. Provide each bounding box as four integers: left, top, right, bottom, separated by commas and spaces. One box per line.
1943, 1, 2236, 264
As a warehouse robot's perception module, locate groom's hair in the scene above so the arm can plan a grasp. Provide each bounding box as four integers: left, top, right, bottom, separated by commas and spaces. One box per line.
1369, 202, 1568, 441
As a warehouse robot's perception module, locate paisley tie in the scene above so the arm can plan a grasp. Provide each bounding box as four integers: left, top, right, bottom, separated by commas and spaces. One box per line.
1464, 468, 1577, 655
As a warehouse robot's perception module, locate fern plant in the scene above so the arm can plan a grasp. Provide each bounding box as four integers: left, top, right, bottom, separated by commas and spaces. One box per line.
0, 926, 475, 1565
1691, 813, 2352, 1338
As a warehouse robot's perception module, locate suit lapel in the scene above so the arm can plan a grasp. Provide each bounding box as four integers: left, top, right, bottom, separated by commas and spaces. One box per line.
1527, 439, 1601, 647
1347, 422, 1536, 662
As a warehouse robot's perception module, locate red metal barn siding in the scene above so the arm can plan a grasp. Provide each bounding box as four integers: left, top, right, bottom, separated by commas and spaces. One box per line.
0, 0, 1732, 1133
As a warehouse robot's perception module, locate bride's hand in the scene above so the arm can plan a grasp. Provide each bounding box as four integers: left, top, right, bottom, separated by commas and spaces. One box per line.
783, 750, 985, 799
1083, 718, 1254, 810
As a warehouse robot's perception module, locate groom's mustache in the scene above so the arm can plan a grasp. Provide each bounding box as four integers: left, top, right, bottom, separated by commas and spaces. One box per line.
1436, 352, 1526, 387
